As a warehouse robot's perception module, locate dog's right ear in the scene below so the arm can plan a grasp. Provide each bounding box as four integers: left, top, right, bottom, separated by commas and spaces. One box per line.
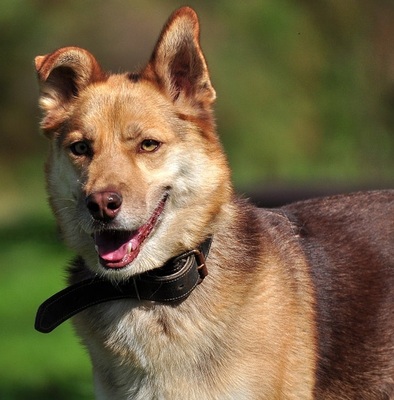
35, 47, 106, 134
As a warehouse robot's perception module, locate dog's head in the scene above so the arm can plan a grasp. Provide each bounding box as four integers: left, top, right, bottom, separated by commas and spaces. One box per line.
36, 7, 231, 279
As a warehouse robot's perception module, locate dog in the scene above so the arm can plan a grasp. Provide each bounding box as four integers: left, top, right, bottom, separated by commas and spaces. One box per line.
34, 6, 394, 400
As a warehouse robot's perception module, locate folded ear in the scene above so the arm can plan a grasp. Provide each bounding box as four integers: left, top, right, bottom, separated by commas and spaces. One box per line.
35, 47, 105, 133
144, 7, 215, 106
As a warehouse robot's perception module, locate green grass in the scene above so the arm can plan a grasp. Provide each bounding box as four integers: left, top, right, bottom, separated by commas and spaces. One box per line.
0, 162, 93, 399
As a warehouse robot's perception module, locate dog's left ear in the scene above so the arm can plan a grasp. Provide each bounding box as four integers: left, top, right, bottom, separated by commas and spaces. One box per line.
144, 7, 216, 106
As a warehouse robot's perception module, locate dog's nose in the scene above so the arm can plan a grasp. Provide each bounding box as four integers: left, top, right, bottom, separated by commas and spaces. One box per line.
85, 191, 123, 221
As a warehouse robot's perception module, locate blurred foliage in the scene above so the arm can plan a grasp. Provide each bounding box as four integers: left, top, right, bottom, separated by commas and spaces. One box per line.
0, 211, 92, 399
1, 0, 394, 188
1, 0, 393, 398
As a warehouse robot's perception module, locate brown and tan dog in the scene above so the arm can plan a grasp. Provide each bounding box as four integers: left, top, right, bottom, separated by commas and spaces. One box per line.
34, 7, 394, 399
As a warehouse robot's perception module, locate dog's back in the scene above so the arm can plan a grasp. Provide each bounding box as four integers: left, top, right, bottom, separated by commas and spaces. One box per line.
282, 191, 394, 398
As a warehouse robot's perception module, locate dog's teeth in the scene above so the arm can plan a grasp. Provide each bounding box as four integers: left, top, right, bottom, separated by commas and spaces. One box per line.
127, 242, 133, 254
95, 245, 99, 253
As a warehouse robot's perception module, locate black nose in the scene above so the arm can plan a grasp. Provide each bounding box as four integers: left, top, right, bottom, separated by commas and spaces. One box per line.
85, 191, 123, 221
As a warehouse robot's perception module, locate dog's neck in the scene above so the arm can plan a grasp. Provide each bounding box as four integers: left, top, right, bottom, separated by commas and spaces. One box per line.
35, 237, 212, 333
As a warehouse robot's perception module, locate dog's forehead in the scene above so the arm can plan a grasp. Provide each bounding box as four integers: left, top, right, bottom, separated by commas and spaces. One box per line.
74, 74, 173, 129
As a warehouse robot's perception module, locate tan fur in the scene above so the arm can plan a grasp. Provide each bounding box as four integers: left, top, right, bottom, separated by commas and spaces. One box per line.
36, 7, 394, 400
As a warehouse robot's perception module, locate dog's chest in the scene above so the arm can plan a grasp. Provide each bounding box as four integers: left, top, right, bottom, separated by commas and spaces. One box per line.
77, 300, 243, 399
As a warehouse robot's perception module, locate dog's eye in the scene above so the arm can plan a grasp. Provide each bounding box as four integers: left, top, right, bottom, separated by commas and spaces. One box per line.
70, 141, 91, 156
140, 139, 161, 153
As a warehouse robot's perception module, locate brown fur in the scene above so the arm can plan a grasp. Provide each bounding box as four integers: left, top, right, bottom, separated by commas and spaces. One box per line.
35, 7, 394, 399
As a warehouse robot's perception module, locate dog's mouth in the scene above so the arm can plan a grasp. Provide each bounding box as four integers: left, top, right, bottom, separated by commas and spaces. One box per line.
93, 194, 168, 269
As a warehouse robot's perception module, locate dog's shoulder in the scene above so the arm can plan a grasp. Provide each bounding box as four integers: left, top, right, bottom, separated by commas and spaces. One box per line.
276, 189, 394, 289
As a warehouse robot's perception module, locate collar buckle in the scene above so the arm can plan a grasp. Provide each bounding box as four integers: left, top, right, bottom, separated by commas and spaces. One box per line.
190, 249, 208, 282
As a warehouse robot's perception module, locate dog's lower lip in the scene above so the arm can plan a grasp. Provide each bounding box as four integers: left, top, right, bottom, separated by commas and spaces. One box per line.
94, 194, 168, 269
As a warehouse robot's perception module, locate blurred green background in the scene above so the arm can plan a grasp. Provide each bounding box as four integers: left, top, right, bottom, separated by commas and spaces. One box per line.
1, 0, 393, 398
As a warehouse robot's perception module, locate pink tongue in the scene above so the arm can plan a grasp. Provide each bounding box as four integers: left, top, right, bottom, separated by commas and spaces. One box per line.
94, 231, 136, 261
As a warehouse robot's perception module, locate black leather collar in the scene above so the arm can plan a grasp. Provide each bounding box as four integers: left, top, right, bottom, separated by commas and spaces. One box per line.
35, 237, 212, 333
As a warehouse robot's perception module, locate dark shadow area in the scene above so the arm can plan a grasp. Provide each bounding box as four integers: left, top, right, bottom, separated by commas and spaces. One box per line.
246, 181, 393, 208
0, 379, 92, 400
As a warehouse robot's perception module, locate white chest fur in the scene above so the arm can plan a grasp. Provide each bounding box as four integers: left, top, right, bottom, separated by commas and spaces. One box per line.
77, 298, 252, 400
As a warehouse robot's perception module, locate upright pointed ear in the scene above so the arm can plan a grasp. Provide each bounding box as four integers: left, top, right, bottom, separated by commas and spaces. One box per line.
144, 7, 215, 106
35, 47, 106, 133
